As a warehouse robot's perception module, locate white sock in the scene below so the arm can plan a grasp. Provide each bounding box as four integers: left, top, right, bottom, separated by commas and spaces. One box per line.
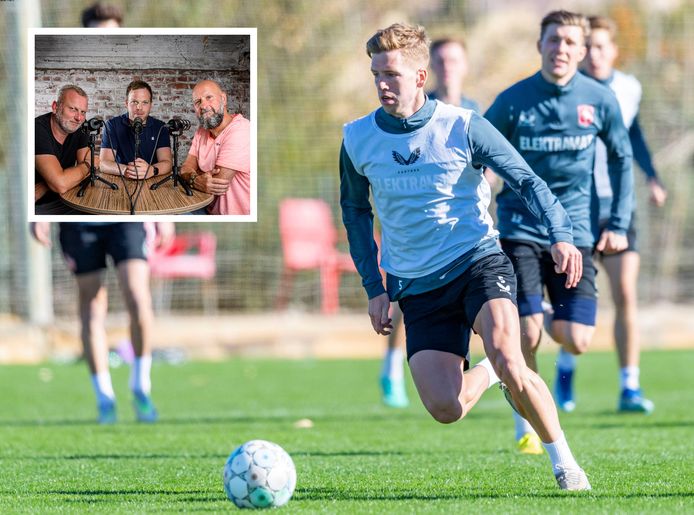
130, 355, 152, 395
542, 432, 580, 473
91, 371, 115, 405
620, 366, 640, 391
513, 411, 536, 441
474, 357, 500, 389
381, 348, 404, 381
556, 347, 576, 371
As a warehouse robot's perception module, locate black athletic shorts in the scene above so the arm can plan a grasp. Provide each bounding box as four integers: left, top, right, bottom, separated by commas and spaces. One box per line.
500, 239, 597, 325
398, 252, 517, 361
58, 223, 148, 275
598, 211, 638, 255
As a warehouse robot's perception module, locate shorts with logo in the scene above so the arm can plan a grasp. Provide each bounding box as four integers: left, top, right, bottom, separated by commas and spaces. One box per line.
500, 239, 597, 326
398, 252, 517, 361
58, 223, 148, 275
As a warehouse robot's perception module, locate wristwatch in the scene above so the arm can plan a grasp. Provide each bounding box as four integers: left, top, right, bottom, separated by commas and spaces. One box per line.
152, 166, 159, 176
188, 173, 197, 189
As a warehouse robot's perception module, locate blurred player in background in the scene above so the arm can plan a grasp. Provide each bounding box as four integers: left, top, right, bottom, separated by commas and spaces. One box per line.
553, 15, 667, 415
342, 22, 591, 490
485, 10, 634, 454
428, 37, 480, 112
379, 35, 481, 409
30, 222, 174, 424
81, 2, 123, 28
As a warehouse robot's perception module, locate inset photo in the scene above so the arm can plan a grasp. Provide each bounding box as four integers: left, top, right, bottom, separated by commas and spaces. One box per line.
29, 28, 256, 221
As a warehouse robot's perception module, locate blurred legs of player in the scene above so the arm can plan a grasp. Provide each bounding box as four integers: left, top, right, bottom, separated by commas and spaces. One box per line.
77, 258, 157, 424
77, 272, 117, 424
515, 313, 594, 454
379, 304, 408, 408
116, 259, 159, 422
554, 250, 654, 414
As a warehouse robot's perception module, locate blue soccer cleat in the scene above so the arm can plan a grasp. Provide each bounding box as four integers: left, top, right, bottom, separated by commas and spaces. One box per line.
618, 388, 654, 414
554, 368, 576, 413
380, 376, 409, 408
132, 391, 159, 423
97, 398, 117, 425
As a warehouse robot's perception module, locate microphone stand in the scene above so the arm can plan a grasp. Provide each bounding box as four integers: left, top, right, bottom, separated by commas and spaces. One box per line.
150, 127, 192, 196
77, 129, 118, 197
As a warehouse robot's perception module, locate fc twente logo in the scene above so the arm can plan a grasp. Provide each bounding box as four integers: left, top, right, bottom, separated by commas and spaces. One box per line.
577, 104, 595, 127
392, 147, 421, 166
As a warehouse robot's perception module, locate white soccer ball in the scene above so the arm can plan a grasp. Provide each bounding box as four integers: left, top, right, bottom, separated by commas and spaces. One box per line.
223, 439, 297, 509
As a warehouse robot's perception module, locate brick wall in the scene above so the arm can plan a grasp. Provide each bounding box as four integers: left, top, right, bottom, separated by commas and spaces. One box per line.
34, 34, 250, 156
35, 69, 249, 154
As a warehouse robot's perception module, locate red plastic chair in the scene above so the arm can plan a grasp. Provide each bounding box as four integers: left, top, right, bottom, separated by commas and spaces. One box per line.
276, 198, 357, 314
148, 232, 218, 313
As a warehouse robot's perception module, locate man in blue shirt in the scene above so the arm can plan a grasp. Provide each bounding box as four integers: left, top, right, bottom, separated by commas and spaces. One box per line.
341, 22, 590, 490
99, 80, 172, 181
554, 15, 667, 415
485, 10, 634, 454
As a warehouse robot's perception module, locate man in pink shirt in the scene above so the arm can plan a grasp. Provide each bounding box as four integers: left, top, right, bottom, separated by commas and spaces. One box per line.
181, 79, 251, 215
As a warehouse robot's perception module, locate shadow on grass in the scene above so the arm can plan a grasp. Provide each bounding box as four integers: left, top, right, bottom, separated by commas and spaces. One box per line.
9, 449, 407, 461
0, 410, 431, 428
570, 418, 694, 430
293, 487, 694, 501
15, 489, 225, 506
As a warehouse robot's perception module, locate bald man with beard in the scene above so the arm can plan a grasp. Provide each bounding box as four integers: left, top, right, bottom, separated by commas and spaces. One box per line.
180, 79, 251, 215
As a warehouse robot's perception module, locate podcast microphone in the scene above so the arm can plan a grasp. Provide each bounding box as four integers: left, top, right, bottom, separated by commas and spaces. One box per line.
81, 117, 104, 132
166, 117, 191, 131
132, 117, 144, 134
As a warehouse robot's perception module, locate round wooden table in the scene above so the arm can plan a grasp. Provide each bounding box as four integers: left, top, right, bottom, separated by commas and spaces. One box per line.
60, 174, 213, 215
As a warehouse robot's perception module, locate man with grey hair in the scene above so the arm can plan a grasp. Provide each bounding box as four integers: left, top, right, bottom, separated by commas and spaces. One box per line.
180, 79, 251, 215
35, 84, 95, 214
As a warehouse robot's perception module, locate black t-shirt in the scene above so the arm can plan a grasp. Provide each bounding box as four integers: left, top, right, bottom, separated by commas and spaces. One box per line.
35, 112, 89, 204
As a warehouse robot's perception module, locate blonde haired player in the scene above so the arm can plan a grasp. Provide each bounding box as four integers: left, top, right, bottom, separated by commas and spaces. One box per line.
340, 22, 590, 490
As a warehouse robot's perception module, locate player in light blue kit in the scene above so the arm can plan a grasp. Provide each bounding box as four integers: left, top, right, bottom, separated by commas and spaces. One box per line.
485, 10, 634, 454
378, 35, 481, 410
554, 15, 667, 415
341, 22, 590, 490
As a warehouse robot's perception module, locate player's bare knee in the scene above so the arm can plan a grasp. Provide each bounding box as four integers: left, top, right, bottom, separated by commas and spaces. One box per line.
521, 326, 542, 352
424, 397, 464, 424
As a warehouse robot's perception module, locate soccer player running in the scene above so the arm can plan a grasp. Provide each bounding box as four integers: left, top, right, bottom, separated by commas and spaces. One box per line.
341, 22, 590, 490
553, 15, 667, 414
379, 35, 482, 409
484, 10, 634, 454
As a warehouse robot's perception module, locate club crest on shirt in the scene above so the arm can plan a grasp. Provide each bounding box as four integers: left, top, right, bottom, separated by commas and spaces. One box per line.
577, 104, 595, 127
518, 110, 536, 127
392, 147, 421, 166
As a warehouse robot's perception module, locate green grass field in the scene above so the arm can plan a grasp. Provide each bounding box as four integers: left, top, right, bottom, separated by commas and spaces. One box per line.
1, 350, 692, 513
